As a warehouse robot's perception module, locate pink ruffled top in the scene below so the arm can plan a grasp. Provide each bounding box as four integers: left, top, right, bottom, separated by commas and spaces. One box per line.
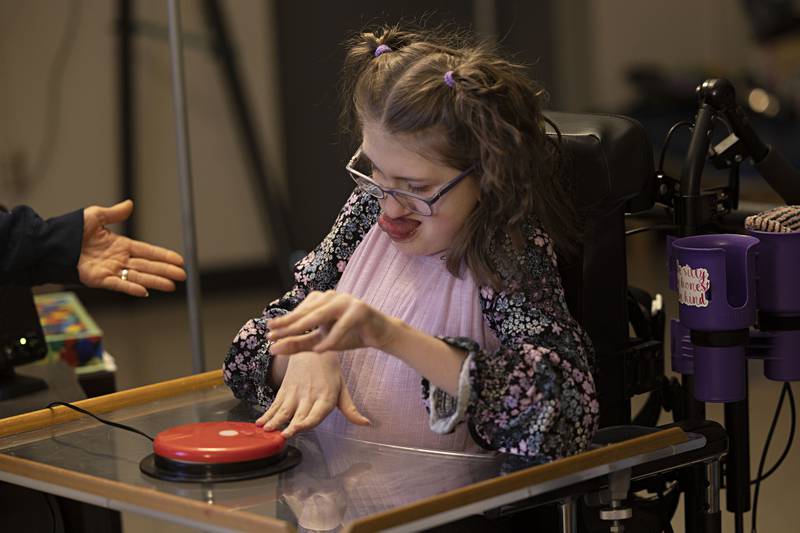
318, 224, 500, 452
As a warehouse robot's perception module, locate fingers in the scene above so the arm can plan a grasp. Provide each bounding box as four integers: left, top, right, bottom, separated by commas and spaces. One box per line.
96, 199, 134, 225
281, 399, 312, 438
91, 199, 185, 269
122, 268, 177, 292
270, 330, 324, 356
338, 383, 371, 426
271, 305, 339, 339
102, 267, 176, 294
255, 390, 283, 426
103, 244, 186, 296
97, 267, 180, 297
292, 398, 337, 435
101, 276, 149, 298
267, 291, 330, 330
258, 385, 290, 427
261, 396, 295, 432
113, 254, 187, 294
259, 395, 337, 438
292, 289, 326, 309
129, 239, 185, 268
128, 257, 187, 282
313, 304, 363, 352
269, 293, 348, 340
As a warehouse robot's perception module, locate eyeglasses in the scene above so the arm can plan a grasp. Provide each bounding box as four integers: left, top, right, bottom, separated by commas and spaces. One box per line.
345, 147, 475, 216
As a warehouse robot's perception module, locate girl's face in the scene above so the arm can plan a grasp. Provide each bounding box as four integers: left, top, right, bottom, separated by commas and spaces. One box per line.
361, 122, 480, 257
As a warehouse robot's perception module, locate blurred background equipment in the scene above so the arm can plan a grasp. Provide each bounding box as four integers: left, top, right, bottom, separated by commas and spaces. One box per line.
0, 286, 48, 399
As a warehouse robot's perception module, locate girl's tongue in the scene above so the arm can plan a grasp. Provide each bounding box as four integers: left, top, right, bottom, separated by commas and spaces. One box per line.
378, 213, 421, 241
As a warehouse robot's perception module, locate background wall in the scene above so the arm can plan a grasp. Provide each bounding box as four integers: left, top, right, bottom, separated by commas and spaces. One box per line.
0, 0, 284, 272
585, 0, 754, 111
1, 1, 119, 220
0, 0, 763, 275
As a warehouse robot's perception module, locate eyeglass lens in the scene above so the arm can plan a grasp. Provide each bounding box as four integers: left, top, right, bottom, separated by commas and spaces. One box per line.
350, 156, 433, 215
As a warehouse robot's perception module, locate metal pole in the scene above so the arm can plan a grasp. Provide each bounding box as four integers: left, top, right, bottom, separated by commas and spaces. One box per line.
558, 498, 577, 533
117, 0, 135, 238
167, 0, 205, 373
724, 383, 751, 531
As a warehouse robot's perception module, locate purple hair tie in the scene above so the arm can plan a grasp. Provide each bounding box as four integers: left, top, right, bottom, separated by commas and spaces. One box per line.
374, 44, 392, 57
444, 70, 456, 88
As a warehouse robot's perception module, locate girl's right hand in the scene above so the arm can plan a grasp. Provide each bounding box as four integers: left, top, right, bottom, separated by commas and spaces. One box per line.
255, 351, 370, 438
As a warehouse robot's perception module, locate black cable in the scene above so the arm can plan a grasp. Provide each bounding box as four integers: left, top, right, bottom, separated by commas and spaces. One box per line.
751, 383, 794, 533
658, 120, 692, 175
712, 114, 733, 134
46, 401, 154, 442
29, 0, 82, 183
752, 382, 795, 484
656, 114, 732, 203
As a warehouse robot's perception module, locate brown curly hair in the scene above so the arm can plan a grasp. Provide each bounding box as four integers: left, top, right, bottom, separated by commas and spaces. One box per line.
340, 24, 579, 289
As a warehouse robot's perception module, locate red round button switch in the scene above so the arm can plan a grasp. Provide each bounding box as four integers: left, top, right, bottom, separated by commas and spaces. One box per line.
153, 422, 286, 464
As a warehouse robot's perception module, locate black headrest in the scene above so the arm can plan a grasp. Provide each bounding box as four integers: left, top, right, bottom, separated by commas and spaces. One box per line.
544, 111, 656, 215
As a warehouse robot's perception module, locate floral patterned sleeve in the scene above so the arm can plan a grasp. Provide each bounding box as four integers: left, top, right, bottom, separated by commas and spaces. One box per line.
422, 221, 599, 462
223, 190, 379, 408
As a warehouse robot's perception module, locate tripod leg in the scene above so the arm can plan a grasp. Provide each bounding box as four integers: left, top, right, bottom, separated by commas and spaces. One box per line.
201, 0, 295, 288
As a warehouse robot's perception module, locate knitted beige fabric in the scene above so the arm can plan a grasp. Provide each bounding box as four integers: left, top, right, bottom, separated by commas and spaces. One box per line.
745, 205, 800, 232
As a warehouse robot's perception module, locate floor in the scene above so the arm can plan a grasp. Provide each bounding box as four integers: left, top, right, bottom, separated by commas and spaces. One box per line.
65, 216, 799, 532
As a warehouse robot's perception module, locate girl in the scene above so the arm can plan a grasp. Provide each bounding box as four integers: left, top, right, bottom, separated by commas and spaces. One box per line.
224, 26, 598, 462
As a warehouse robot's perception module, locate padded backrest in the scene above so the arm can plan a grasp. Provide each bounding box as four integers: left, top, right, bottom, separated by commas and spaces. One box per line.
544, 111, 656, 426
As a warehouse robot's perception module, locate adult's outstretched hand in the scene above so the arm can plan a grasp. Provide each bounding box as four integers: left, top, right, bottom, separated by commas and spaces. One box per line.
78, 199, 186, 297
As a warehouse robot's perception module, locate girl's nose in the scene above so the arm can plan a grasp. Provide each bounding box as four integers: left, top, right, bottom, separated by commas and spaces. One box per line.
379, 194, 410, 218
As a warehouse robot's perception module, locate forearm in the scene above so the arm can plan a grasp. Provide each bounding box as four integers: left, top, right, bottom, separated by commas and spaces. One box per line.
383, 318, 467, 396
0, 206, 82, 285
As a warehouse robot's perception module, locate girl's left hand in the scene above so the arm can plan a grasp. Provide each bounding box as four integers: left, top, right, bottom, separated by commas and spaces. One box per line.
268, 290, 398, 355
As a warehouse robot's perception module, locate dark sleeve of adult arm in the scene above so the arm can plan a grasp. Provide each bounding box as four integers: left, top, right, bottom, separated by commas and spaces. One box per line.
0, 206, 83, 286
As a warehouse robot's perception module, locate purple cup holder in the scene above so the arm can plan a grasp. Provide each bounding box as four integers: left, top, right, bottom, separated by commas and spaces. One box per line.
750, 329, 800, 382
671, 234, 759, 402
746, 229, 800, 315
670, 233, 800, 396
746, 229, 800, 383
670, 319, 693, 375
694, 345, 747, 403
671, 234, 759, 331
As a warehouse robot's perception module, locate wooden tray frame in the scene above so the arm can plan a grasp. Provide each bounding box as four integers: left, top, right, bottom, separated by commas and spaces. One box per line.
0, 369, 688, 533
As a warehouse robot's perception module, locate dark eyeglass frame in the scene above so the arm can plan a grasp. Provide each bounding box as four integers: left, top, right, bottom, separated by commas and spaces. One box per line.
345, 147, 476, 217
